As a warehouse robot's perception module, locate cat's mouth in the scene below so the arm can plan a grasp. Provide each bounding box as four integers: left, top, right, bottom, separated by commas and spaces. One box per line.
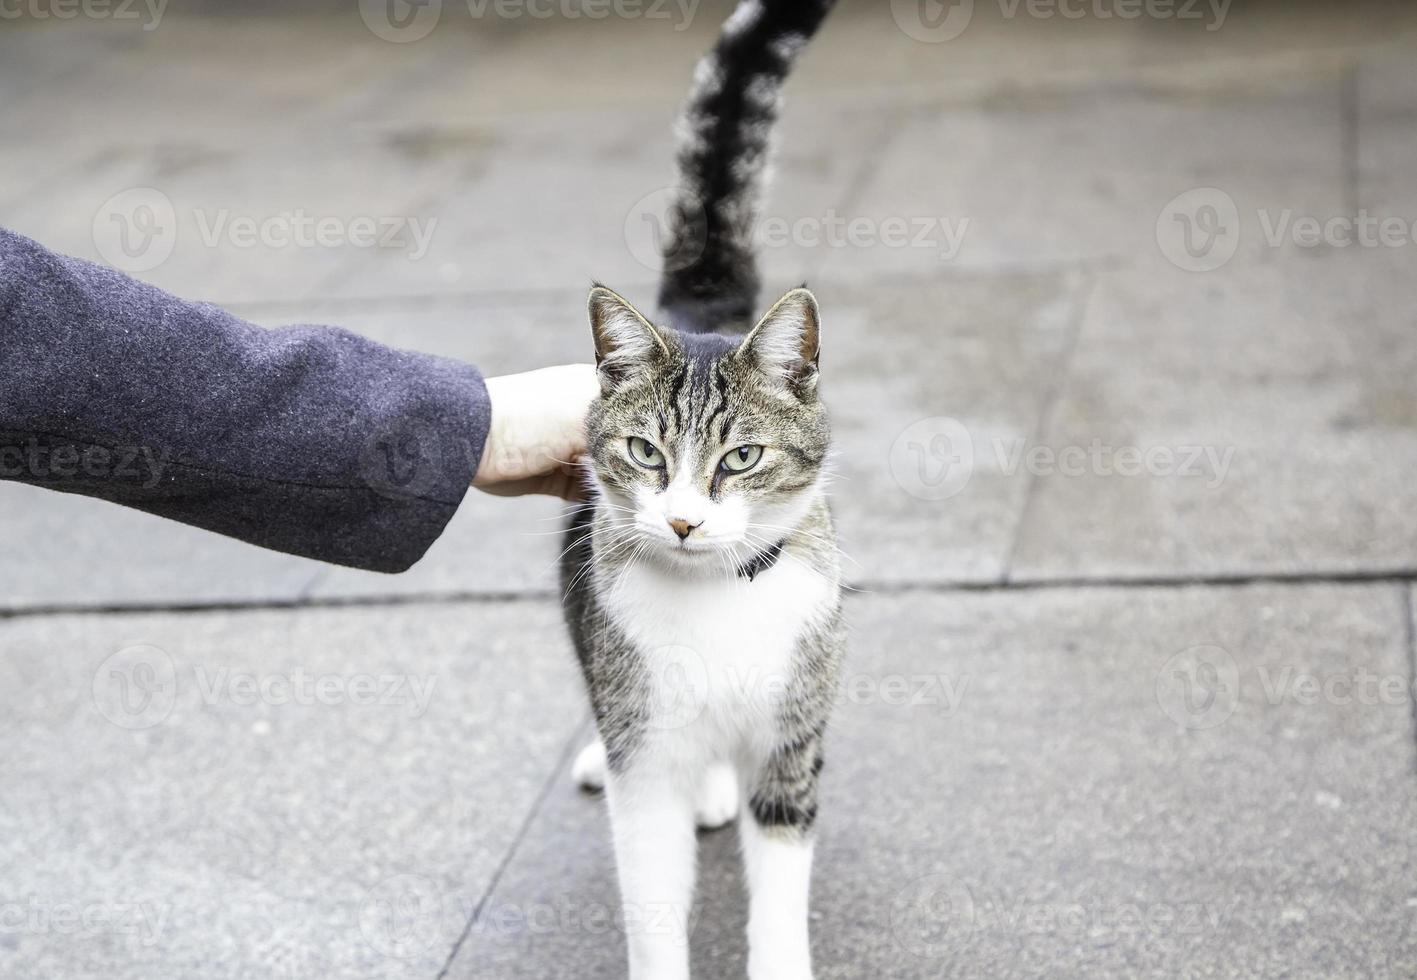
649, 533, 741, 567
664, 536, 719, 556
625, 512, 747, 568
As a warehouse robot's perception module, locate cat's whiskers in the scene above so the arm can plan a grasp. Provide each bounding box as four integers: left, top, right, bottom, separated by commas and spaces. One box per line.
564, 543, 628, 602
709, 539, 736, 584
562, 524, 648, 601
608, 538, 653, 601
739, 528, 861, 592
592, 526, 650, 567
744, 520, 862, 570
547, 525, 637, 575
525, 517, 637, 538
543, 518, 639, 572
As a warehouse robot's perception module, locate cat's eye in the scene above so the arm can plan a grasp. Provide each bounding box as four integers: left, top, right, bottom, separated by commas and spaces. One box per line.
627, 437, 665, 469
720, 445, 764, 473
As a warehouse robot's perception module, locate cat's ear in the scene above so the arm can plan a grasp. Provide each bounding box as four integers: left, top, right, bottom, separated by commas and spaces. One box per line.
588, 285, 668, 388
737, 287, 820, 395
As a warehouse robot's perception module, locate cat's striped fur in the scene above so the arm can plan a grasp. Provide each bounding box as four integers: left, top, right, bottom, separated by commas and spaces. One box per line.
561, 2, 841, 978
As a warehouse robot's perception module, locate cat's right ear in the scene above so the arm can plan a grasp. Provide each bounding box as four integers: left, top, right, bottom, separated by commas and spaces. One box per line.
588, 285, 668, 389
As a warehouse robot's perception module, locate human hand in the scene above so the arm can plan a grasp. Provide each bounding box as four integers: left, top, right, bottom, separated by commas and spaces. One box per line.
473, 364, 598, 501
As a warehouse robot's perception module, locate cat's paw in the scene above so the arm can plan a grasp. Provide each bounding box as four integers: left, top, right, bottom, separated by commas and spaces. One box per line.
748, 952, 812, 980
572, 739, 607, 792
695, 762, 739, 830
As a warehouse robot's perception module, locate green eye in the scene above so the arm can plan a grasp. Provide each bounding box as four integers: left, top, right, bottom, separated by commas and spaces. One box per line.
628, 437, 665, 468
720, 445, 764, 473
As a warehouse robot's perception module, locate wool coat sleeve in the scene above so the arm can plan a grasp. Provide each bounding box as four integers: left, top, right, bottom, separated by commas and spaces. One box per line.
0, 226, 491, 573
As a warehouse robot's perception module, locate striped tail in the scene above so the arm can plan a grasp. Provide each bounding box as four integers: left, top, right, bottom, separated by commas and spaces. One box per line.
656, 0, 838, 334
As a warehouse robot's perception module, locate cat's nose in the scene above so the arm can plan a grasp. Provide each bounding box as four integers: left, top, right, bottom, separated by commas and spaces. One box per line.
668, 518, 701, 540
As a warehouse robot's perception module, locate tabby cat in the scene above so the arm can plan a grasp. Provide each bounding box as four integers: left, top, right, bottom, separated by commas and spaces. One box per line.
560, 1, 842, 977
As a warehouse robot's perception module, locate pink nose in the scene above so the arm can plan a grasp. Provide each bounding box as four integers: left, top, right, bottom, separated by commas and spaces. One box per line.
668, 518, 700, 540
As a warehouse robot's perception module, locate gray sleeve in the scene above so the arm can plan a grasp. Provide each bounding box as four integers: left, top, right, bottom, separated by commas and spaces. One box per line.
0, 226, 492, 573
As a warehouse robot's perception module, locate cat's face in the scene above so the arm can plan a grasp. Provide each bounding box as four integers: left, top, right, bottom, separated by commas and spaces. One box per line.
583, 286, 829, 574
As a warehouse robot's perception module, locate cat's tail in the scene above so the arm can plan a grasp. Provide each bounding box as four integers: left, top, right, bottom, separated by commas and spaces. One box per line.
655, 0, 838, 334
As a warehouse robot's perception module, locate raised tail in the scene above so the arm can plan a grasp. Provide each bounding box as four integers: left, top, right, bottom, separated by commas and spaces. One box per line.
656, 0, 838, 334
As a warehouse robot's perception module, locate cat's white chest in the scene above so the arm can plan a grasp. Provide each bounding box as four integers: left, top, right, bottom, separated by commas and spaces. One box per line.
601, 556, 834, 738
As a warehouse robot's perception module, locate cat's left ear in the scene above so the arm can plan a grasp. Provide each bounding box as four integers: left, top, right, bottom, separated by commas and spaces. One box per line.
588, 284, 669, 390
737, 287, 820, 396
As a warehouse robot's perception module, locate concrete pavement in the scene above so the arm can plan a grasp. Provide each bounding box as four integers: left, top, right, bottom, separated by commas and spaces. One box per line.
3, 0, 1417, 976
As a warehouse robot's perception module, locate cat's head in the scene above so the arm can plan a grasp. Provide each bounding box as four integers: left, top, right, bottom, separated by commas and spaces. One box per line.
582, 284, 830, 574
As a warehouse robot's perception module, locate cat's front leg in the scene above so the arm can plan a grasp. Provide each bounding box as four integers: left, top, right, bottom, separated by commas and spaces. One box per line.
741, 739, 824, 980
605, 764, 697, 980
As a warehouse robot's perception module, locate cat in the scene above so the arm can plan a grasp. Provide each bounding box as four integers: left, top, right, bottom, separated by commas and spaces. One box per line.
560, 1, 842, 979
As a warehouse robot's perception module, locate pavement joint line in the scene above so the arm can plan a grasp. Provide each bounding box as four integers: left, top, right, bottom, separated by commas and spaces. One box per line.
1402, 585, 1416, 776
434, 717, 592, 980
870, 567, 1417, 593
7, 568, 1417, 621
999, 272, 1097, 583
0, 590, 557, 620
295, 565, 330, 602
1342, 59, 1361, 217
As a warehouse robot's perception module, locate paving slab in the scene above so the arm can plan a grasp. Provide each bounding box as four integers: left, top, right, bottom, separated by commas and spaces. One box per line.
0, 14, 469, 296
0, 15, 496, 146
320, 97, 898, 304
1, 8, 891, 308
0, 600, 586, 979
2, 126, 475, 308
822, 271, 1082, 584
1358, 53, 1417, 218
0, 481, 324, 611
0, 3, 734, 147
4, 97, 888, 311
446, 582, 1417, 979
3, 1, 1410, 304
800, 0, 1417, 101
7, 0, 1412, 151
819, 69, 1347, 281
1008, 245, 1417, 580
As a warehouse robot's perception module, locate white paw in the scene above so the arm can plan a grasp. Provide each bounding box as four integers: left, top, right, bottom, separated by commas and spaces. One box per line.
749, 953, 812, 980
572, 739, 607, 791
695, 762, 739, 830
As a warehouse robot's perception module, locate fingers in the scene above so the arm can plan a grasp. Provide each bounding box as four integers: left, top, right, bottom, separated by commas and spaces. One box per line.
473, 469, 587, 502
473, 363, 597, 495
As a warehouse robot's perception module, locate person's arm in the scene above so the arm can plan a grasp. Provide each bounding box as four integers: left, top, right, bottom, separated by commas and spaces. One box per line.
0, 225, 524, 573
